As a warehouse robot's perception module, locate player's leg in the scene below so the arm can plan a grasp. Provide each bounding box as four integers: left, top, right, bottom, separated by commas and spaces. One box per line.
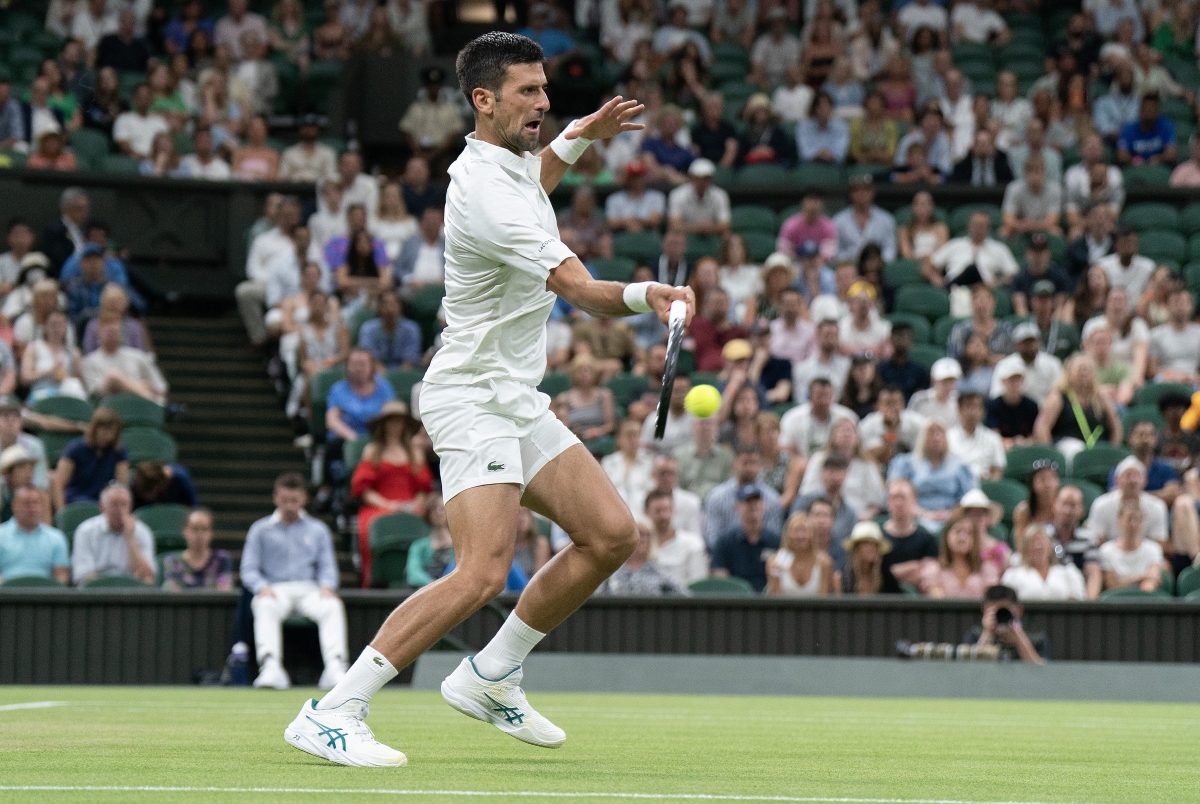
250, 584, 295, 689
294, 584, 350, 689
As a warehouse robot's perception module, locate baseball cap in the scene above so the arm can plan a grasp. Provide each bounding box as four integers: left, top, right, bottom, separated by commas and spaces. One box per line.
688, 158, 715, 178
624, 161, 647, 178
722, 338, 753, 361
997, 361, 1025, 380
798, 240, 820, 258
959, 489, 991, 509
1012, 321, 1041, 342
930, 357, 962, 381
1027, 232, 1049, 251
1032, 279, 1057, 296
736, 483, 764, 502
1114, 456, 1146, 478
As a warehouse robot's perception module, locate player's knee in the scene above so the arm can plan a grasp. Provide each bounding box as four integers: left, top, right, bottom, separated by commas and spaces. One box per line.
595, 508, 638, 569
457, 562, 511, 603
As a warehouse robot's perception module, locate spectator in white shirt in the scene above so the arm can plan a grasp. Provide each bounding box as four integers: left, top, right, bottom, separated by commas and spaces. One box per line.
946, 391, 1005, 480
605, 160, 666, 232
999, 154, 1062, 239
308, 181, 347, 265
179, 125, 232, 180
394, 206, 446, 293
1097, 226, 1156, 301
648, 454, 703, 535
318, 151, 379, 228
667, 158, 730, 236
951, 0, 1009, 44
750, 9, 802, 89
1098, 498, 1166, 593
1148, 285, 1200, 384
279, 115, 338, 183
643, 487, 709, 587
908, 357, 960, 428
1002, 525, 1086, 600
898, 0, 948, 43
938, 69, 974, 161
858, 384, 926, 467
214, 0, 268, 60
238, 196, 302, 346
71, 0, 119, 54
1007, 117, 1063, 185
923, 210, 1018, 289
769, 287, 816, 364
793, 319, 852, 403
112, 84, 169, 161
602, 418, 656, 514
779, 376, 858, 460
771, 66, 815, 124
838, 281, 891, 359
80, 320, 168, 403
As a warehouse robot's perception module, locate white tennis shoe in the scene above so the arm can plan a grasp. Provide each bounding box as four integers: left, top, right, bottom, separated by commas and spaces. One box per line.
440, 657, 565, 748
284, 698, 407, 767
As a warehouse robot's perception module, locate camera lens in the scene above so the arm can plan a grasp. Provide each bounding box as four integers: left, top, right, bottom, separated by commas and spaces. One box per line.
995, 607, 1014, 625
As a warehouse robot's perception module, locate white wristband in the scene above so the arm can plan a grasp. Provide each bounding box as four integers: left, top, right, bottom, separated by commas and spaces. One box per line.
549, 124, 593, 165
622, 281, 654, 313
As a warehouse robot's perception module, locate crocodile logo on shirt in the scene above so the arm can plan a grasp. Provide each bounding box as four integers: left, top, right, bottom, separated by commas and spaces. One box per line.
487, 461, 505, 472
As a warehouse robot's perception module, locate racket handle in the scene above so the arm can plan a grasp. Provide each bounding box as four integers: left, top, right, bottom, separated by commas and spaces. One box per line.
668, 299, 687, 326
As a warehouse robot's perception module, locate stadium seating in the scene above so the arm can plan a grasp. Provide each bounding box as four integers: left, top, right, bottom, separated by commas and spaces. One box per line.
55, 501, 100, 547
123, 428, 178, 466
101, 394, 166, 429
82, 575, 146, 588
1069, 445, 1130, 486
369, 512, 430, 589
688, 577, 755, 596
32, 396, 94, 424
1, 575, 64, 587
1004, 445, 1067, 483
980, 479, 1028, 524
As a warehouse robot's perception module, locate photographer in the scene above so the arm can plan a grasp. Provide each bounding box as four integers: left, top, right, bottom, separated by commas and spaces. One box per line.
964, 585, 1048, 664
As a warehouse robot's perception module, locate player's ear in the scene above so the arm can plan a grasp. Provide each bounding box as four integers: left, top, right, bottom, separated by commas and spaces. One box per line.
472, 87, 494, 116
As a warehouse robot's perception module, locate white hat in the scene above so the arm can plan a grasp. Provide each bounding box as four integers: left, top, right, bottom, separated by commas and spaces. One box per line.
688, 158, 715, 178
959, 489, 992, 509
0, 444, 36, 474
1012, 321, 1041, 342
1114, 456, 1146, 478
931, 357, 962, 381
1080, 316, 1111, 343
997, 361, 1025, 381
809, 295, 841, 324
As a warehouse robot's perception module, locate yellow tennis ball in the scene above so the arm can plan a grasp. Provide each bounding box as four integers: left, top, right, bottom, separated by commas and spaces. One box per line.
684, 384, 721, 418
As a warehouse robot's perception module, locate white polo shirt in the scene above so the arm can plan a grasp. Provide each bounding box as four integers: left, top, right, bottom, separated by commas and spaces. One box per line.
112, 111, 170, 159
947, 423, 1006, 479
930, 235, 1019, 285
1097, 253, 1156, 301
988, 352, 1063, 401
1088, 491, 1169, 543
425, 134, 575, 388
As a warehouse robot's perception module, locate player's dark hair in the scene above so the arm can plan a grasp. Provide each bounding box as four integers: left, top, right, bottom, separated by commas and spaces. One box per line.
456, 32, 545, 114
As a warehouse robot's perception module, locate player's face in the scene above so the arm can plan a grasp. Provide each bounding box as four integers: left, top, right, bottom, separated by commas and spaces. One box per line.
493, 62, 550, 153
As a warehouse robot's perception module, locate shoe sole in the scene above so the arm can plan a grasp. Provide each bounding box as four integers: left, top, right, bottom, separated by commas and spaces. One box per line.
284, 726, 408, 768
440, 679, 565, 749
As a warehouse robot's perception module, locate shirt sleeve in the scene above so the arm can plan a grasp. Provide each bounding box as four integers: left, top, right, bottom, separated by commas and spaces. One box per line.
51, 530, 69, 568
137, 525, 157, 580
70, 523, 95, 582
239, 522, 266, 593
350, 459, 377, 499
316, 523, 339, 589
468, 171, 575, 280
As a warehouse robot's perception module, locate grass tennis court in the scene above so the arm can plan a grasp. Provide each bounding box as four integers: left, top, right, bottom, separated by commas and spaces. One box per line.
1, 686, 1198, 803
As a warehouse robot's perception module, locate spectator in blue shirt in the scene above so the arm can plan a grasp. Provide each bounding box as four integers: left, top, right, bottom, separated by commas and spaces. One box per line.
164, 0, 215, 55
64, 245, 114, 329
0, 79, 25, 152
0, 487, 69, 584
711, 483, 782, 591
1117, 93, 1178, 166
1109, 420, 1181, 496
241, 472, 347, 689
324, 204, 388, 275
641, 105, 694, 186
53, 407, 129, 510
358, 291, 422, 370
797, 92, 850, 164
326, 348, 396, 441
58, 222, 147, 314
1093, 65, 1139, 145
516, 4, 577, 75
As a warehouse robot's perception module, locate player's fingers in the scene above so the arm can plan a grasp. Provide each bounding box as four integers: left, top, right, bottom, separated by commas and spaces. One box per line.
619, 123, 647, 132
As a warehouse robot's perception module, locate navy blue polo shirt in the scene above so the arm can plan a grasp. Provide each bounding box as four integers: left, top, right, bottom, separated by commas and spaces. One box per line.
711, 527, 781, 592
62, 437, 128, 504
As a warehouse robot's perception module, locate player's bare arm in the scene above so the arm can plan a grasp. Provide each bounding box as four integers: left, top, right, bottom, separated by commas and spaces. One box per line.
538, 96, 644, 195
547, 255, 695, 324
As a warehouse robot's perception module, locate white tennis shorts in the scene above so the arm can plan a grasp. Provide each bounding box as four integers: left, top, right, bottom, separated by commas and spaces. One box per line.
419, 378, 580, 503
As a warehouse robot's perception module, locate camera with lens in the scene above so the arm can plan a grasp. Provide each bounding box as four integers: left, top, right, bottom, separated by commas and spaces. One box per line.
994, 606, 1015, 626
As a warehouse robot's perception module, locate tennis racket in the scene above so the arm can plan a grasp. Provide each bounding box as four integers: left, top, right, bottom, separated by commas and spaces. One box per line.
654, 300, 688, 441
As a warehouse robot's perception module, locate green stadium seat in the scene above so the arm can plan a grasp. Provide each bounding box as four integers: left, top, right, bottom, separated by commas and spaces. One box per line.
735, 163, 797, 188
1122, 404, 1164, 433
1186, 260, 1200, 291
741, 230, 777, 262
992, 287, 1013, 318
688, 576, 755, 596
883, 259, 927, 287
136, 503, 190, 537
908, 343, 945, 370
730, 205, 778, 234
1, 575, 64, 587
1120, 203, 1179, 232
1177, 566, 1200, 597
895, 285, 950, 321
1180, 204, 1200, 236
70, 127, 110, 165
343, 436, 370, 474
591, 257, 635, 282
585, 434, 616, 456
980, 478, 1029, 524
100, 154, 139, 175
123, 427, 178, 466
892, 204, 947, 226
793, 163, 843, 186
687, 233, 723, 260
305, 59, 343, 107
949, 203, 1002, 235
883, 312, 932, 343
1133, 382, 1194, 407
709, 61, 747, 85
1123, 164, 1172, 187
55, 500, 99, 546
951, 42, 992, 62
309, 366, 344, 442
605, 372, 645, 410
370, 511, 430, 588
933, 315, 964, 346
408, 283, 445, 347
38, 431, 74, 466
1161, 96, 1193, 122
1004, 445, 1067, 483
538, 372, 570, 398
1069, 445, 1130, 485
998, 42, 1047, 63
1063, 479, 1104, 513
100, 394, 165, 428
1099, 584, 1171, 600
958, 60, 996, 85
612, 231, 662, 263
1139, 230, 1187, 263
347, 307, 375, 345
155, 533, 186, 554
385, 368, 424, 403
31, 396, 94, 423
83, 575, 147, 588
846, 163, 886, 182
1186, 589, 1200, 601
711, 42, 749, 63
1002, 60, 1043, 83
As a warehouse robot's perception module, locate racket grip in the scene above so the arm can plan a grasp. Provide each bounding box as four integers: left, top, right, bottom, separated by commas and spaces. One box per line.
668, 299, 687, 326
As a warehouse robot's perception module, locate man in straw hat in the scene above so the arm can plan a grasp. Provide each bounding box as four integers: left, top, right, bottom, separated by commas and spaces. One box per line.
285, 31, 693, 767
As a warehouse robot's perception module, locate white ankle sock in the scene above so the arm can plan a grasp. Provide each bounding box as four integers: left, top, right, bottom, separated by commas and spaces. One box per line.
318, 646, 398, 710
471, 613, 545, 680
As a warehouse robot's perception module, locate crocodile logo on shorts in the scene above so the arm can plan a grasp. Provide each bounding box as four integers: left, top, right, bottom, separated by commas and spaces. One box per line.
487, 461, 505, 472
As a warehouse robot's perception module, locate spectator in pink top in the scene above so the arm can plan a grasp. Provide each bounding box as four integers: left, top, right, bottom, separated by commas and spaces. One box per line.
214, 0, 268, 60
768, 287, 815, 363
892, 509, 1000, 598
1169, 135, 1200, 187
777, 193, 837, 261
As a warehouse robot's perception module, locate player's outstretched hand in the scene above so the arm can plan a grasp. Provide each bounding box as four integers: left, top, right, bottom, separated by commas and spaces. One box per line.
567, 96, 645, 142
647, 283, 695, 326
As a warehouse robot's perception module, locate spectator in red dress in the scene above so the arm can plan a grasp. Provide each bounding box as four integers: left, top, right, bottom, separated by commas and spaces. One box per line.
350, 400, 432, 587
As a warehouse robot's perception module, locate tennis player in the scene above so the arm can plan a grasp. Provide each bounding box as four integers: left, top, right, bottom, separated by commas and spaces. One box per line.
285, 32, 695, 766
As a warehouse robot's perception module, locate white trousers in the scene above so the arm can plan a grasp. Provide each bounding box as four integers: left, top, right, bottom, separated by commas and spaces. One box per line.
251, 580, 347, 671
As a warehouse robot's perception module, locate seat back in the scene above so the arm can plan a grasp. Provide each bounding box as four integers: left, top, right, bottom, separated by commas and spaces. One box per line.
55, 501, 100, 547
100, 394, 165, 428
82, 575, 146, 588
687, 576, 755, 596
369, 512, 431, 588
122, 427, 178, 466
1, 575, 64, 587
